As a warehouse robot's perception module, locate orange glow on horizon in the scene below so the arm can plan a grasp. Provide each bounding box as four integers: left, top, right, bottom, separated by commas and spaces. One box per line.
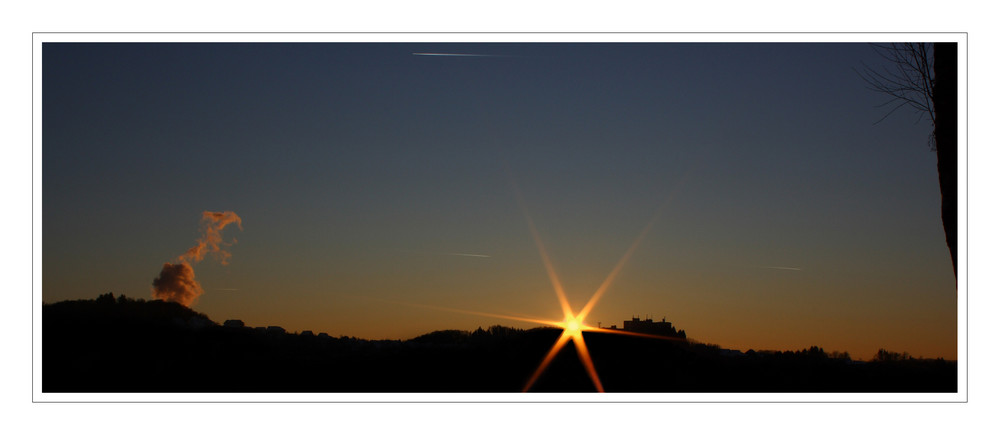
411, 168, 694, 392
513, 171, 690, 392
405, 297, 688, 392
522, 313, 606, 392
511, 174, 575, 321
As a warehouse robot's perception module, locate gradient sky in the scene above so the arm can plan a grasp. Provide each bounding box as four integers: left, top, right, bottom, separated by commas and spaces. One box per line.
42, 42, 956, 360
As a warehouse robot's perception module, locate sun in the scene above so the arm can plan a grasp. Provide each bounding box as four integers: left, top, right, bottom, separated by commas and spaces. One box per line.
409, 171, 691, 392
405, 205, 689, 391
520, 310, 605, 392
563, 316, 582, 334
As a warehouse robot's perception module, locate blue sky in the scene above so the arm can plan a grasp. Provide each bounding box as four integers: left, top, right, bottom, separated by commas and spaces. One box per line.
42, 42, 955, 359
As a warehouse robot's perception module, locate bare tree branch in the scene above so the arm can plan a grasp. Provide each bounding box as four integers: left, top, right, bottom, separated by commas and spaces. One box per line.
866, 44, 933, 110
858, 42, 957, 278
856, 43, 937, 146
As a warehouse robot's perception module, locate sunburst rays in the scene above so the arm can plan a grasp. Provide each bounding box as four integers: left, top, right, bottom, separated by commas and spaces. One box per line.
504, 169, 690, 392
407, 168, 692, 391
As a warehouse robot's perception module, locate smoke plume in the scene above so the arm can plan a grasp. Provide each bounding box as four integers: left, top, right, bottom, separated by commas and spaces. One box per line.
180, 211, 243, 265
152, 211, 242, 306
152, 262, 203, 307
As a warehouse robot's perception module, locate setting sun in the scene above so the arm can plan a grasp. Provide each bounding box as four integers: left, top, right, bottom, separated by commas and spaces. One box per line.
563, 317, 582, 334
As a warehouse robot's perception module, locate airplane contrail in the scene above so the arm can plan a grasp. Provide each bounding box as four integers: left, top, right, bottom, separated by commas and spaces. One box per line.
394, 249, 491, 258
412, 52, 503, 57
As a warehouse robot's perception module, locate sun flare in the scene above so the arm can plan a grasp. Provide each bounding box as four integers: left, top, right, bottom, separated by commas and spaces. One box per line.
563, 317, 582, 334
520, 310, 605, 392
403, 171, 692, 392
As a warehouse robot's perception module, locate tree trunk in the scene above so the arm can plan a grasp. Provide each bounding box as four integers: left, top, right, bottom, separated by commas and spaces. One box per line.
932, 42, 957, 278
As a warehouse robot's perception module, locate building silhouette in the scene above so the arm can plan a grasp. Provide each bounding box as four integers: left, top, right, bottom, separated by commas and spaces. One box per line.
605, 316, 686, 338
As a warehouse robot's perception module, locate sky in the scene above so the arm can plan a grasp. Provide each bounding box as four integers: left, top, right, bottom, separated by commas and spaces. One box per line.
42, 42, 957, 360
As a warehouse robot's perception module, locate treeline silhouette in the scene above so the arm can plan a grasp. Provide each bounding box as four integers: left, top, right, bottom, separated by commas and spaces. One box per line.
43, 294, 956, 393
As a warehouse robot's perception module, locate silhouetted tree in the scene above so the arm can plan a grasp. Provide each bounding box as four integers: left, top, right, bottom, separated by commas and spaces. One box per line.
858, 42, 958, 278
873, 348, 908, 362
805, 346, 826, 358
96, 292, 115, 304
830, 350, 852, 360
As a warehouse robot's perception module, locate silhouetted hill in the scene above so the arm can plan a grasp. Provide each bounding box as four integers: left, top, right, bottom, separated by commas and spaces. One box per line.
42, 294, 957, 393
45, 292, 214, 329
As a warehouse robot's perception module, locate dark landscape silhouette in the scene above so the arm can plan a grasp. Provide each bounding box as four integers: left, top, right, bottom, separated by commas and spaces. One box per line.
41, 293, 956, 393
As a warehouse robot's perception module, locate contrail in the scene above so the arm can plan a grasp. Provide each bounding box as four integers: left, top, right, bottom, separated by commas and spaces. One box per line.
762, 266, 802, 271
394, 249, 491, 258
412, 52, 503, 57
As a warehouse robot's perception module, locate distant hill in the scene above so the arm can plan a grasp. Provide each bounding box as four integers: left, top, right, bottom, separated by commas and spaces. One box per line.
45, 292, 214, 329
42, 294, 957, 393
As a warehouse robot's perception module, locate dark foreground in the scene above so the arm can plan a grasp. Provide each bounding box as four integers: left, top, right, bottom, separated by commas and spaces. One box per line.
42, 297, 957, 393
